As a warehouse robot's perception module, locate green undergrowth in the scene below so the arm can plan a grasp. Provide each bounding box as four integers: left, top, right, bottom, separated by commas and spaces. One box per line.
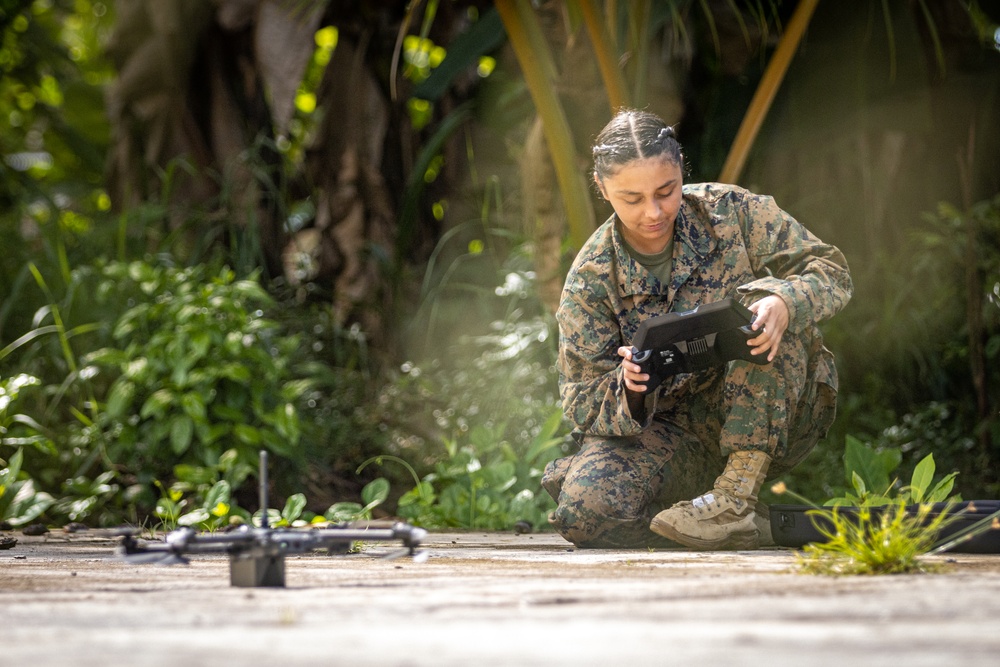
773, 439, 999, 575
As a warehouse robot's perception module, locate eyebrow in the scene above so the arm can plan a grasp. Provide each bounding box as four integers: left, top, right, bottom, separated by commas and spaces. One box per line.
614, 178, 678, 196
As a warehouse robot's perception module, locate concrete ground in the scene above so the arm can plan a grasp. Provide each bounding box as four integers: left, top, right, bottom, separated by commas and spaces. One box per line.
1, 528, 999, 666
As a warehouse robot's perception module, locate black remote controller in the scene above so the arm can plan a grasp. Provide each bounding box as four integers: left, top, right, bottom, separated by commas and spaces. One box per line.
629, 300, 769, 395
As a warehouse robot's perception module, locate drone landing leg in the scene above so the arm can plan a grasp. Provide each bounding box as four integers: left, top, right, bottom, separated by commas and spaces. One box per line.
230, 552, 286, 587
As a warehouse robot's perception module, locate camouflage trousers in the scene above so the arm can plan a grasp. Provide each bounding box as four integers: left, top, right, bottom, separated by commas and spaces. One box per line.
543, 330, 837, 548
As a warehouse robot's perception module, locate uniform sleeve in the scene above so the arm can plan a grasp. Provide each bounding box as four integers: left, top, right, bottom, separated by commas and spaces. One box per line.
556, 269, 651, 437
735, 192, 853, 333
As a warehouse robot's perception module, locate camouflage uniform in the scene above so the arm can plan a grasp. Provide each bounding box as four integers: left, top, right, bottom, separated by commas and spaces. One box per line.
544, 183, 853, 548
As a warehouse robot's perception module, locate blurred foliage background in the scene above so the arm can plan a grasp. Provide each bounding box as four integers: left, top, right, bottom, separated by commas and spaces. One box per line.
1, 0, 998, 530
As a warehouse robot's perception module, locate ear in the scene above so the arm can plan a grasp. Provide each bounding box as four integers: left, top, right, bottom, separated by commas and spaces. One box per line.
594, 173, 608, 200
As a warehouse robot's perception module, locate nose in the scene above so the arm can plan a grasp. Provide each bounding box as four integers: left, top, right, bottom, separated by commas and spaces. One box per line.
645, 198, 663, 221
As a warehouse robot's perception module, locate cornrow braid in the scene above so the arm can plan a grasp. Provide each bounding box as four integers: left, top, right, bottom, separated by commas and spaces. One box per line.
591, 109, 683, 183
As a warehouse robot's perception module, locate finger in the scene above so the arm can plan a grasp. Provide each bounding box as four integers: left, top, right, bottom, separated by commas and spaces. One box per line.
746, 329, 772, 356
767, 333, 784, 362
624, 376, 648, 393
625, 364, 650, 380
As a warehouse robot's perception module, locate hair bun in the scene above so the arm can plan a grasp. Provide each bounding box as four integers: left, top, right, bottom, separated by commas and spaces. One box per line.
656, 126, 675, 143
592, 144, 613, 157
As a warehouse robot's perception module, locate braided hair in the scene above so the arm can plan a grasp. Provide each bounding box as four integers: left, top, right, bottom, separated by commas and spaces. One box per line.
592, 109, 683, 184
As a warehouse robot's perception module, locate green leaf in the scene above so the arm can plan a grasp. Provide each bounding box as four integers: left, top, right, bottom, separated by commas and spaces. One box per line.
908, 454, 936, 503
361, 477, 390, 507
7, 487, 55, 527
875, 448, 903, 482
178, 508, 211, 526
211, 404, 245, 422
83, 347, 126, 367
219, 449, 239, 470
282, 493, 307, 523
233, 424, 261, 445
170, 416, 194, 455
851, 471, 867, 497
181, 392, 207, 422
531, 407, 565, 446
140, 388, 174, 419
280, 379, 314, 401
325, 501, 364, 523
271, 402, 299, 442
3, 448, 24, 484
509, 488, 536, 517
205, 480, 231, 509
173, 464, 217, 486
106, 379, 135, 418
843, 435, 894, 492
412, 7, 505, 101
397, 481, 436, 508
253, 508, 283, 527
221, 363, 251, 382
925, 471, 959, 503
190, 331, 212, 359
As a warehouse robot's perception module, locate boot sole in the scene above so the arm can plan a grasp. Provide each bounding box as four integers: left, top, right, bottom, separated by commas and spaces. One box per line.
650, 514, 759, 550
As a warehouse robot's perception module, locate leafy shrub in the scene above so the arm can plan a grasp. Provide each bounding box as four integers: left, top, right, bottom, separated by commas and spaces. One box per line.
324, 477, 391, 523
0, 449, 54, 527
1, 256, 393, 527
53, 471, 120, 525
0, 373, 54, 454
771, 437, 981, 576
825, 435, 960, 507
264, 300, 391, 509
82, 261, 310, 490
150, 447, 255, 530
387, 406, 566, 530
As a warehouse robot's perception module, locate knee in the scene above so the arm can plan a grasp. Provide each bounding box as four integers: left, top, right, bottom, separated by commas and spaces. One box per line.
548, 493, 640, 547
548, 502, 601, 546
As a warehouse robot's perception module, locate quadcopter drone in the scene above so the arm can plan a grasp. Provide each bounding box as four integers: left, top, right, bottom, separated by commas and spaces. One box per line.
116, 451, 427, 587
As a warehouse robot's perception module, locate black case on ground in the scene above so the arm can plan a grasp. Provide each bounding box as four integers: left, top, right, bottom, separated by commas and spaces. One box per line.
770, 500, 1000, 554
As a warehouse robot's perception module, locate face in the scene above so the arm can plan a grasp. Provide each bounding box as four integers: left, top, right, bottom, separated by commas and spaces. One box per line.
596, 157, 683, 255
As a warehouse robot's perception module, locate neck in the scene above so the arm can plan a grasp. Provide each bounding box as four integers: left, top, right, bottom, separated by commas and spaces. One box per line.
619, 220, 674, 255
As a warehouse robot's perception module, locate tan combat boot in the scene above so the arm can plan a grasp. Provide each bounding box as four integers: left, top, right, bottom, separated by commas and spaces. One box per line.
650, 450, 772, 550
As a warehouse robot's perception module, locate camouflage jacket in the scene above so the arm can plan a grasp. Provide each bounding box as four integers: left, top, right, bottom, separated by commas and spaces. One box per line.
556, 182, 853, 437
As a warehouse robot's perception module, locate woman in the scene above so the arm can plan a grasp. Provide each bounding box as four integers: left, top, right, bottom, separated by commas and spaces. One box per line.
542, 109, 853, 549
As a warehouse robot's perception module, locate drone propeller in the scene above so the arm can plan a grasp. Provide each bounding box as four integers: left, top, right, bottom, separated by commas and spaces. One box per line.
117, 549, 190, 566
383, 547, 430, 563
93, 526, 143, 538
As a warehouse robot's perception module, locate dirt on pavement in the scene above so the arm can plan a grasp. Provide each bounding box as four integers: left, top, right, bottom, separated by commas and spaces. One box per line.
2, 529, 999, 666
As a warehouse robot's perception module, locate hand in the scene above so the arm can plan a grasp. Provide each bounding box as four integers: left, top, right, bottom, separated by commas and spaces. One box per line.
747, 295, 789, 362
617, 345, 649, 393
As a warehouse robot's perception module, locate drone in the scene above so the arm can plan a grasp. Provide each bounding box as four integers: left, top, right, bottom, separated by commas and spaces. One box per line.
116, 451, 428, 587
